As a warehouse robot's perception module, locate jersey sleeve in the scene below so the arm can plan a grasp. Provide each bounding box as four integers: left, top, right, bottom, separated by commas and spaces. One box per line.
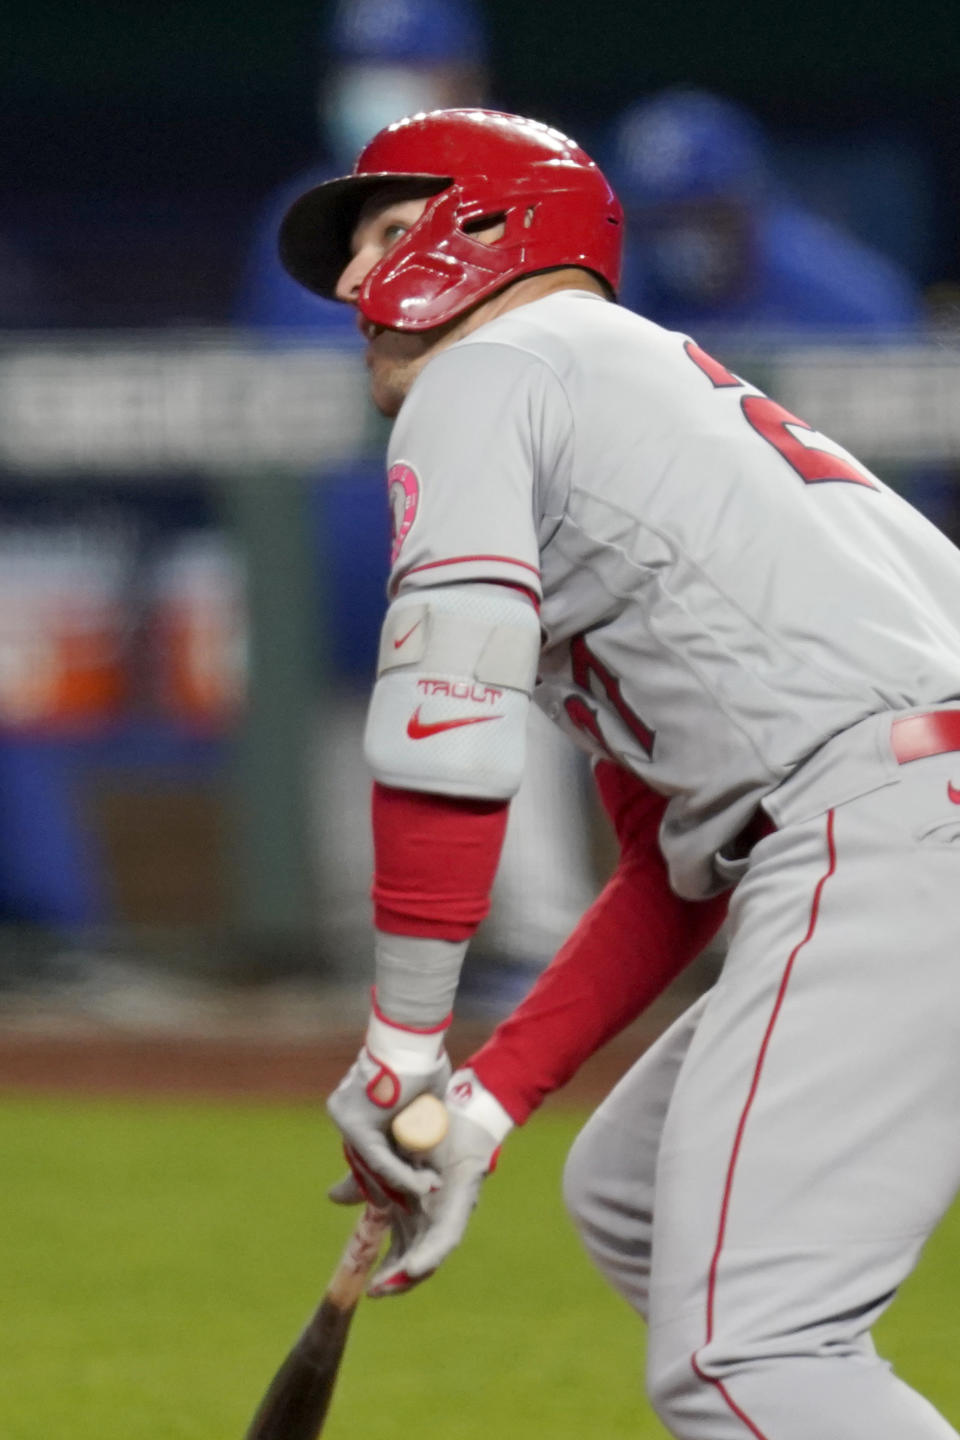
386, 340, 570, 601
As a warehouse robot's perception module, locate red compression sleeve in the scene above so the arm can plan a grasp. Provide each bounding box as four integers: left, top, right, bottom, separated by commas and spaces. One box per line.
469, 761, 728, 1125
371, 781, 509, 939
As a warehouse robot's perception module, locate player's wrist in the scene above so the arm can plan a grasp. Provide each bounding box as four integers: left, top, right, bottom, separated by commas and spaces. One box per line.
346, 1003, 452, 1113
446, 1066, 515, 1146
373, 930, 468, 1028
365, 992, 451, 1076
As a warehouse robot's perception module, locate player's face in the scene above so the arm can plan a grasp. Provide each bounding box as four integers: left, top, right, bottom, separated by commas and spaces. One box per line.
336, 194, 439, 417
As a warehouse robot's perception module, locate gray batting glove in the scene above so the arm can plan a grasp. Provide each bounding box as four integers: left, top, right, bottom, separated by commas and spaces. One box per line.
326, 1004, 451, 1203
366, 1067, 514, 1297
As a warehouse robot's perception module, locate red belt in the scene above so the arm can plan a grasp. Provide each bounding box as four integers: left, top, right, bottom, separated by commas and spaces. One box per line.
890, 709, 960, 765
732, 709, 958, 858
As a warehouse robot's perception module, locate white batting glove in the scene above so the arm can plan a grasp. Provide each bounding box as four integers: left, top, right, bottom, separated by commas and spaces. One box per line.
367, 1067, 514, 1297
326, 1002, 451, 1203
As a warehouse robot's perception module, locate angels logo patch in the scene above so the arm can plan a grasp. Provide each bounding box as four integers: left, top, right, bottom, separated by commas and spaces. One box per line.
387, 461, 420, 567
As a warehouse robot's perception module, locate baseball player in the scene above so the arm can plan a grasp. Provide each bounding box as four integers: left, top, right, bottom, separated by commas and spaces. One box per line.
279, 109, 960, 1439
607, 86, 921, 333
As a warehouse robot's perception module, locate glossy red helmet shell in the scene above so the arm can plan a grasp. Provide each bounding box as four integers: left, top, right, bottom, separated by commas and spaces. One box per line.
279, 108, 624, 331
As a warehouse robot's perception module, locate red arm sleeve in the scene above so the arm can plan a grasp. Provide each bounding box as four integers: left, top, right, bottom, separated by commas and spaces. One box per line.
371, 781, 509, 939
468, 761, 728, 1125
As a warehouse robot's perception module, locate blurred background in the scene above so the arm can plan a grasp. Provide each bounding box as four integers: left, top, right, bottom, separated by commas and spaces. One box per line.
1, 0, 959, 1038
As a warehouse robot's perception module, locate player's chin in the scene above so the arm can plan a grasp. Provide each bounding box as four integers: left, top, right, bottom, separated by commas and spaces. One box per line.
368, 367, 407, 419
369, 381, 403, 418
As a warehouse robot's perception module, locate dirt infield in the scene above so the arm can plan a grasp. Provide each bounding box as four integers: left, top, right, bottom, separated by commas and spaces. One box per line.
0, 984, 694, 1108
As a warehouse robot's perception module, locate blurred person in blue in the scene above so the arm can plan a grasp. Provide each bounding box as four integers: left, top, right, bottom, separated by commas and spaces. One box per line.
608, 86, 921, 335
238, 0, 599, 983
235, 0, 489, 333
607, 87, 957, 536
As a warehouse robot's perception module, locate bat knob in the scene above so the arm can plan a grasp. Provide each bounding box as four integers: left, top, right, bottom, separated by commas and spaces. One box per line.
391, 1093, 449, 1153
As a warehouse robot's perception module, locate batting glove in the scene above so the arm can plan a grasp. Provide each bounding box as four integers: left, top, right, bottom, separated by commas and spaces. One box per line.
366, 1067, 514, 1297
326, 1000, 452, 1203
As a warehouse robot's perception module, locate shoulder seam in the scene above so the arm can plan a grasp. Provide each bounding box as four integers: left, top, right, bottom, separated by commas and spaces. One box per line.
452, 336, 571, 399
400, 335, 577, 466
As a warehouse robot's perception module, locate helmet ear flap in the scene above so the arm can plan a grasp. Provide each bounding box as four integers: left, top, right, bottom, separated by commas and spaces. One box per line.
358, 184, 517, 330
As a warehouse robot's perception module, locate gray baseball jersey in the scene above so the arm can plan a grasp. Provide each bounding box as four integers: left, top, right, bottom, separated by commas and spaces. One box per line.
386, 289, 960, 897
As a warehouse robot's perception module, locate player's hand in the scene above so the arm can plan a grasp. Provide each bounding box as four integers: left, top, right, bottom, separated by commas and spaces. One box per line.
326, 1003, 451, 1201
328, 1152, 432, 1291
365, 1067, 515, 1297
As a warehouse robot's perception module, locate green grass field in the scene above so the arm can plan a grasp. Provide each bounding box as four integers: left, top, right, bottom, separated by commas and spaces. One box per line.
0, 1093, 957, 1439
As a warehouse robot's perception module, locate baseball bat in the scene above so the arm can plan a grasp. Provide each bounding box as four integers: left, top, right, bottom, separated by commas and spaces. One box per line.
243, 1092, 449, 1440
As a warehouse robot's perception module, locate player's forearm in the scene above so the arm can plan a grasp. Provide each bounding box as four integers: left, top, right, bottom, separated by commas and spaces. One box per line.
324, 780, 507, 1202
371, 781, 508, 1025
469, 859, 728, 1125
363, 577, 538, 1026
469, 761, 728, 1124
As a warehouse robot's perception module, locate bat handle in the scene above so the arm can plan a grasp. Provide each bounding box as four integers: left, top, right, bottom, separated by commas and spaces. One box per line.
326, 1093, 447, 1305
242, 1097, 448, 1440
326, 1203, 390, 1309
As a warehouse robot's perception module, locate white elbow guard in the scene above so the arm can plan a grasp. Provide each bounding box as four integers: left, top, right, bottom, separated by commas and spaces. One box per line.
364, 583, 541, 800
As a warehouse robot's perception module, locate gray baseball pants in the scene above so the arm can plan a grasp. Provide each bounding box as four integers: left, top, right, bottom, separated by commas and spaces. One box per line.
564, 744, 960, 1438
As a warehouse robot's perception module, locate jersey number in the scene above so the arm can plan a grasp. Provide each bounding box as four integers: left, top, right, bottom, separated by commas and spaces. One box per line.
564, 635, 655, 758
684, 340, 878, 491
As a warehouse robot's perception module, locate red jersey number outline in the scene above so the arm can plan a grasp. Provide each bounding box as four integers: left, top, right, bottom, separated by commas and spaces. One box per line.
684, 340, 878, 491
564, 634, 655, 759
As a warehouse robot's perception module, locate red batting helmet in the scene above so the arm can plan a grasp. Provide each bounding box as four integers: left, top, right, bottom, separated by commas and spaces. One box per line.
278, 108, 624, 331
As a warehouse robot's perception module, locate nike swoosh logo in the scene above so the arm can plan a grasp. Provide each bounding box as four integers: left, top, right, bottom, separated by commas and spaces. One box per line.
407, 707, 503, 740
393, 619, 422, 650
948, 782, 960, 805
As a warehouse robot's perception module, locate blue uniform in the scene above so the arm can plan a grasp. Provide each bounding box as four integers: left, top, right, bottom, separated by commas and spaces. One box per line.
619, 196, 921, 335
236, 167, 359, 336
609, 89, 922, 334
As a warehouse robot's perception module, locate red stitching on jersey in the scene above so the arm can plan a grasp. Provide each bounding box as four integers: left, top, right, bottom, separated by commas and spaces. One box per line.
402, 555, 541, 579
690, 808, 838, 1436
